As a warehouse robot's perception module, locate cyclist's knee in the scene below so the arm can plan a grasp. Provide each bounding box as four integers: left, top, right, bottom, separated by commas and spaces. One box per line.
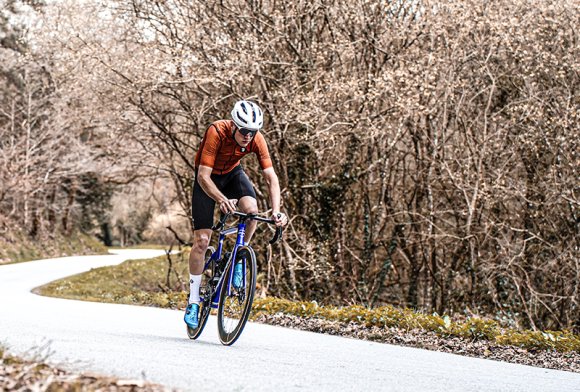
239, 196, 258, 214
192, 231, 211, 254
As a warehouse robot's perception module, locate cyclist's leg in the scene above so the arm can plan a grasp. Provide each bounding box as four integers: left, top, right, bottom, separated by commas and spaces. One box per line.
222, 166, 258, 244
238, 196, 258, 243
190, 229, 212, 274
186, 228, 211, 325
189, 173, 217, 307
233, 196, 257, 289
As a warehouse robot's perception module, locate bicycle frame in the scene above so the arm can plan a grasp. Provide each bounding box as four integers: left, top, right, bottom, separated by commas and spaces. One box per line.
206, 220, 248, 309
201, 211, 282, 310
187, 211, 282, 344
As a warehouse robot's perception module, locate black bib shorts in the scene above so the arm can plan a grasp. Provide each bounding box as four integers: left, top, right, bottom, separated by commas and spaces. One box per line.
191, 165, 256, 230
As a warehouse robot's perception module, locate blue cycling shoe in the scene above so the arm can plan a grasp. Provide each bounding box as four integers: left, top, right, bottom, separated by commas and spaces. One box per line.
184, 303, 200, 329
233, 262, 243, 289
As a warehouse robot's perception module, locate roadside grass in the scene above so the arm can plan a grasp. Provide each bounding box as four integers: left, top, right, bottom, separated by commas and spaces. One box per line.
0, 231, 107, 265
36, 252, 188, 308
36, 252, 580, 353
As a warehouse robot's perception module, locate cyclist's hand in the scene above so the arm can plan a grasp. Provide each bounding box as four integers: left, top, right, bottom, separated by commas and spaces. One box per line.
219, 199, 238, 214
272, 212, 288, 227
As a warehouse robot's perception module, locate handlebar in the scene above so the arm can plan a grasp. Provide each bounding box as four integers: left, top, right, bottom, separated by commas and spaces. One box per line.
211, 211, 284, 245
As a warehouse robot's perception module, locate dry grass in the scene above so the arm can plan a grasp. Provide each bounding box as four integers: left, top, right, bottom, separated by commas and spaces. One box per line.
0, 347, 173, 391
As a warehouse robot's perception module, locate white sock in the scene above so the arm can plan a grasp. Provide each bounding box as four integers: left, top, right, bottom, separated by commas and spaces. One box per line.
189, 274, 202, 304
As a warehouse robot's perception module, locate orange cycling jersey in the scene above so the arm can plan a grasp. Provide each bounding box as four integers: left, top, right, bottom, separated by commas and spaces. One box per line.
194, 120, 273, 175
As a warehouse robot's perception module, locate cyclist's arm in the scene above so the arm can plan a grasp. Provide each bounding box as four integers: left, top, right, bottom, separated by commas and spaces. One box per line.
254, 136, 286, 226
262, 167, 281, 214
197, 165, 237, 213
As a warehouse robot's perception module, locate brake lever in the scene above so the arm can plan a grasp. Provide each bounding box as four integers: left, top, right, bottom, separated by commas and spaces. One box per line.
269, 226, 283, 244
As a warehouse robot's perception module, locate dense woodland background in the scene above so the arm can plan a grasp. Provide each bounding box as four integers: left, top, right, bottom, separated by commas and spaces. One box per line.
1, 0, 578, 332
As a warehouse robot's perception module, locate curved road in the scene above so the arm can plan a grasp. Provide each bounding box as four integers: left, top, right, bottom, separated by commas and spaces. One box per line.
0, 250, 578, 391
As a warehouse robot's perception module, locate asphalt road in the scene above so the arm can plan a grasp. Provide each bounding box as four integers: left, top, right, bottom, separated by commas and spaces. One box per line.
1, 250, 579, 391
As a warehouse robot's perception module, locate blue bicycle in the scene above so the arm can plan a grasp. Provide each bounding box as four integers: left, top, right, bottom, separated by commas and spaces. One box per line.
186, 211, 283, 345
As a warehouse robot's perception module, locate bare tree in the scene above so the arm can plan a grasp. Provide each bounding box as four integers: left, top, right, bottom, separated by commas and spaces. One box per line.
9, 0, 578, 331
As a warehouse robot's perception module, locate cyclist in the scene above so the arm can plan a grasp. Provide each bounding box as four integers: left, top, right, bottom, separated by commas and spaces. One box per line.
185, 100, 288, 329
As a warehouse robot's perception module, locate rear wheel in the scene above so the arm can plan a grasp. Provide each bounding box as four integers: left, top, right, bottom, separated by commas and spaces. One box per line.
217, 246, 257, 346
186, 246, 216, 340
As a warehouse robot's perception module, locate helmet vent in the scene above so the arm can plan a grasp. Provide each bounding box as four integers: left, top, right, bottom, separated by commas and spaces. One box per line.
236, 113, 248, 124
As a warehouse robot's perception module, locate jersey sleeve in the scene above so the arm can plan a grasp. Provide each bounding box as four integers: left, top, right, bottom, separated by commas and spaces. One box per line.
199, 125, 221, 169
253, 132, 273, 170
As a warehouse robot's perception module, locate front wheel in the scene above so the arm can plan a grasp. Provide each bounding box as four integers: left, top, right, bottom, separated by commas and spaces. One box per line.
217, 246, 257, 346
186, 246, 216, 340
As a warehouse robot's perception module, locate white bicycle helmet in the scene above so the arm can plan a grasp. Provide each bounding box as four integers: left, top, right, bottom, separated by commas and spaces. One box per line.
231, 100, 264, 131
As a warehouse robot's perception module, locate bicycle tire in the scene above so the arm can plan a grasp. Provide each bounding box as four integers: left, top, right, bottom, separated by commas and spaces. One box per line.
186, 246, 216, 340
217, 246, 257, 346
